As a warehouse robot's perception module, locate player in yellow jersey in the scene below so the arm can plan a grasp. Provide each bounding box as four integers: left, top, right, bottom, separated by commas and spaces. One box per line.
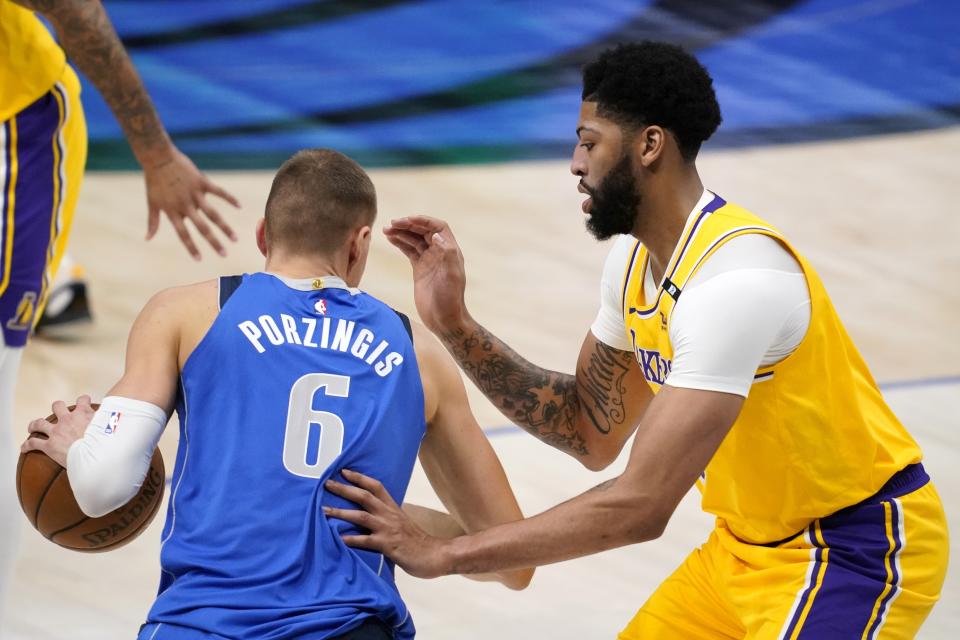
0, 0, 239, 629
321, 42, 948, 639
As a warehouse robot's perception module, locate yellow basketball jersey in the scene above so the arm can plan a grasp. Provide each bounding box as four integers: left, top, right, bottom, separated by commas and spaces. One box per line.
621, 195, 922, 544
0, 1, 65, 121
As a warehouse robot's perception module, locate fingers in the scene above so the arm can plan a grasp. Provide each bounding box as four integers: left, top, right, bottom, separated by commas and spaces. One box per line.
324, 480, 373, 507
26, 418, 52, 439
342, 469, 397, 506
388, 216, 449, 235
384, 223, 430, 244
146, 204, 160, 240
430, 232, 449, 249
325, 471, 397, 511
384, 219, 443, 244
186, 205, 226, 257
325, 477, 378, 509
388, 218, 461, 255
168, 213, 202, 261
198, 197, 238, 243
341, 534, 380, 551
384, 228, 429, 256
203, 179, 240, 208
20, 431, 49, 454
322, 505, 372, 529
144, 153, 237, 256
51, 400, 69, 422
384, 232, 422, 262
157, 200, 236, 259
75, 395, 96, 421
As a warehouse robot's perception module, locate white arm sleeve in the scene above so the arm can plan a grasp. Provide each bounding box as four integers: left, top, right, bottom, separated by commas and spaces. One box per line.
665, 235, 811, 397
66, 396, 168, 518
589, 235, 636, 351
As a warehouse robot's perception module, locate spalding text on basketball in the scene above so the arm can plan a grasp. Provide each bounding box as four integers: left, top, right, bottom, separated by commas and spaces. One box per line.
81, 465, 164, 546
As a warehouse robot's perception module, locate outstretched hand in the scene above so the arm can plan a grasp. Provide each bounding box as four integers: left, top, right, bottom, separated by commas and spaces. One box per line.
383, 216, 468, 335
143, 147, 240, 260
324, 469, 450, 580
20, 396, 97, 467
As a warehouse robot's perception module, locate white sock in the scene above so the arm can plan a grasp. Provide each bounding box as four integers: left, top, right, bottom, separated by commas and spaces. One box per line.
0, 344, 24, 632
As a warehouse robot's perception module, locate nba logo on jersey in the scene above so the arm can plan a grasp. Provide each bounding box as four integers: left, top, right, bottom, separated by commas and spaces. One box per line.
315, 300, 327, 315
105, 411, 122, 434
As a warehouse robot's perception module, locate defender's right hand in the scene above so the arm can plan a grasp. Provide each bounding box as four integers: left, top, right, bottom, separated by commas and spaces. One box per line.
384, 216, 468, 335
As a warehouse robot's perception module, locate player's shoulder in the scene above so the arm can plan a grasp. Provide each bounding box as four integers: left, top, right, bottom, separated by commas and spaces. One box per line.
139, 279, 218, 322
409, 320, 444, 362
696, 233, 802, 281
603, 233, 640, 270
149, 278, 217, 305
408, 320, 446, 422
408, 321, 452, 384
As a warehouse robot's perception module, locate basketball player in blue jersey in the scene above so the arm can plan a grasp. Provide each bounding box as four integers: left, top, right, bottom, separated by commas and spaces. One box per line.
22, 149, 532, 639
326, 43, 948, 638
2, 1, 239, 627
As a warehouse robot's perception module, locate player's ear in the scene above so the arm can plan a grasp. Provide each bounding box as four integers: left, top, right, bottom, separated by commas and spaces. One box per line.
346, 225, 372, 284
632, 125, 666, 168
349, 225, 372, 261
255, 218, 268, 257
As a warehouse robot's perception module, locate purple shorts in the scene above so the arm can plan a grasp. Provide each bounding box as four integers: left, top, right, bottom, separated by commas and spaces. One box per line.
1, 81, 80, 347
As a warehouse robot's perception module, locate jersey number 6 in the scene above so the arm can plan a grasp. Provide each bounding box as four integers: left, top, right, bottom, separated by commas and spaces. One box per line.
282, 373, 350, 479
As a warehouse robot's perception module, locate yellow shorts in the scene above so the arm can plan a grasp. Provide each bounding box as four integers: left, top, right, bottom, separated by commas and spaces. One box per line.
620, 464, 947, 640
0, 63, 86, 346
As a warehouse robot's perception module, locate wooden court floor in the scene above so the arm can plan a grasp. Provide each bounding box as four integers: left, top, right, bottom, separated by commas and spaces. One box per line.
4, 127, 959, 638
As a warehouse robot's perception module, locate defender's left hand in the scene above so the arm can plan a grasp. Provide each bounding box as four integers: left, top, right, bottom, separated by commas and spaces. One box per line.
21, 396, 97, 467
324, 469, 450, 579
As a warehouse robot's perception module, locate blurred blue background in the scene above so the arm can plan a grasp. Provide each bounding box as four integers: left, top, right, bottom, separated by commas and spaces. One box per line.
80, 0, 960, 169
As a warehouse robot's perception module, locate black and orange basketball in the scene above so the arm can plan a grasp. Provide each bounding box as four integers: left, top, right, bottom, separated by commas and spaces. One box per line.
15, 404, 166, 552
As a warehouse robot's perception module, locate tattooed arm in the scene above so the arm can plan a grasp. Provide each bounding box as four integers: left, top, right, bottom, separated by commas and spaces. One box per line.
15, 0, 167, 163
13, 0, 239, 259
385, 215, 651, 469
445, 324, 650, 468
326, 384, 744, 577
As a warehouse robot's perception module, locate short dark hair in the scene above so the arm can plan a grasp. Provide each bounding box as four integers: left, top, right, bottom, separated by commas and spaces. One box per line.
264, 149, 377, 255
582, 42, 722, 161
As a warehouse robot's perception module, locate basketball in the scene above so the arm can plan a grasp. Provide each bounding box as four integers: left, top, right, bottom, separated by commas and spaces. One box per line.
15, 404, 166, 553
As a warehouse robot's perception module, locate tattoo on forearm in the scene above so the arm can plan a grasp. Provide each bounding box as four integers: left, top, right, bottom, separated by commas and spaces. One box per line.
440, 324, 633, 457
441, 324, 586, 455
576, 341, 631, 434
35, 0, 168, 159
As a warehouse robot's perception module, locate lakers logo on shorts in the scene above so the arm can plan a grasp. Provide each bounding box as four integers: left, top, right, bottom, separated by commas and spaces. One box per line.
5, 291, 37, 331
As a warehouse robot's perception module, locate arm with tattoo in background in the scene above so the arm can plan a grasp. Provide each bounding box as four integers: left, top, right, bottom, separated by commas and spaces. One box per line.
13, 0, 240, 259
385, 215, 651, 469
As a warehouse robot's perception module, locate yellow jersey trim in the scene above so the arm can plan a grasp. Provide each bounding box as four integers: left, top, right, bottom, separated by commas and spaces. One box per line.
0, 117, 18, 298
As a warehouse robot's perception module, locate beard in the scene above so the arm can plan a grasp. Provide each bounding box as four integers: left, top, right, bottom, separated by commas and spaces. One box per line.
584, 154, 641, 241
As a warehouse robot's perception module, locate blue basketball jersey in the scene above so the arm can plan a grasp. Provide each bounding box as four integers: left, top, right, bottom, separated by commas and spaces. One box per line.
145, 273, 425, 639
